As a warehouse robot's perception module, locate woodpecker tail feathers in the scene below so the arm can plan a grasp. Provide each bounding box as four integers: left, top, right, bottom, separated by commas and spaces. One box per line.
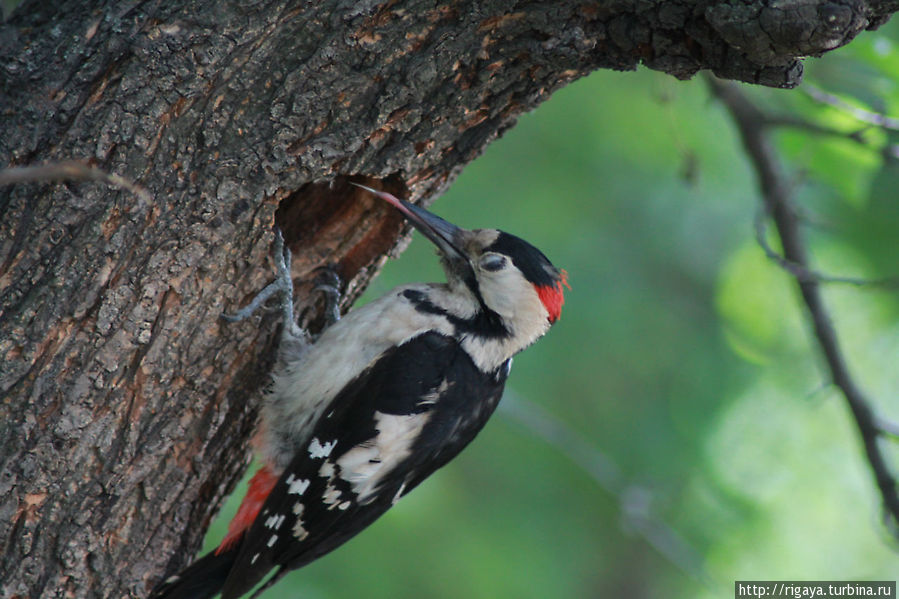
149, 548, 237, 599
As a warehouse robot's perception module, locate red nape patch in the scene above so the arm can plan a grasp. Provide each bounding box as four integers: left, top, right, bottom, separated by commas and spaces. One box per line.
536, 270, 569, 324
216, 465, 279, 555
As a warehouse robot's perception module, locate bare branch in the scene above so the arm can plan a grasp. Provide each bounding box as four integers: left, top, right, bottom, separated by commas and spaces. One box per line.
753, 210, 899, 288
0, 160, 152, 202
876, 417, 899, 441
708, 75, 899, 538
804, 84, 899, 130
764, 114, 870, 143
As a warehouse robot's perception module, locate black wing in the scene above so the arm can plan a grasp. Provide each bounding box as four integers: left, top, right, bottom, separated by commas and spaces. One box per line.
220, 331, 510, 598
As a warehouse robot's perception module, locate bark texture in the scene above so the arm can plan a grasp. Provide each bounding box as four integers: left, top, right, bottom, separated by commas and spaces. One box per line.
0, 0, 895, 597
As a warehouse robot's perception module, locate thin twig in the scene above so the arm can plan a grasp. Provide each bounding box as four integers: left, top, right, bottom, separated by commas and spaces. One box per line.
0, 160, 152, 202
753, 210, 899, 288
708, 75, 899, 538
876, 417, 899, 441
764, 114, 869, 143
499, 391, 712, 587
804, 84, 899, 131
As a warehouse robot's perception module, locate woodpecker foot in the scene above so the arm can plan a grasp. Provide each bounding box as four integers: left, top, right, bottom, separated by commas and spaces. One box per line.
311, 266, 342, 329
222, 230, 306, 340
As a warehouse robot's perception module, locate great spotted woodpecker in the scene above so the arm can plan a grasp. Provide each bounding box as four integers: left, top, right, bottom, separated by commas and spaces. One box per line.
151, 184, 568, 599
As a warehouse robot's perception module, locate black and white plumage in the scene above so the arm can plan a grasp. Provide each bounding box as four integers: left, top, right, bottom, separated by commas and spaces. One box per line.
151, 184, 567, 599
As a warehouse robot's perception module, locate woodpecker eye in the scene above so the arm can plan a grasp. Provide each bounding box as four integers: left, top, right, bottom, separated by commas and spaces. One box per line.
479, 254, 507, 272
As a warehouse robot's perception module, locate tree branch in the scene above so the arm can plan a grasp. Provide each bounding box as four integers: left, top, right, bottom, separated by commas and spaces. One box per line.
0, 161, 152, 202
804, 83, 899, 130
708, 76, 899, 538
753, 209, 899, 288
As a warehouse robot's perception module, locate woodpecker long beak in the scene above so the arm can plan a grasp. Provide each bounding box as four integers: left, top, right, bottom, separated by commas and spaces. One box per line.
352, 183, 468, 263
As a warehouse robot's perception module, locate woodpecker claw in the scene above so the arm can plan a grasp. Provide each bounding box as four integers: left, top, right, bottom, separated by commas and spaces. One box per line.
220, 278, 285, 323
311, 266, 342, 328
221, 230, 304, 339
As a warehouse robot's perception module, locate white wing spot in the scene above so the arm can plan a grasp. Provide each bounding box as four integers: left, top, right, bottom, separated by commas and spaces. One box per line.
287, 477, 310, 495
267, 534, 278, 548
265, 514, 286, 530
251, 553, 259, 565
293, 518, 309, 541
309, 437, 337, 459
318, 460, 345, 509
322, 484, 342, 507
392, 481, 407, 506
293, 502, 304, 516
338, 500, 351, 510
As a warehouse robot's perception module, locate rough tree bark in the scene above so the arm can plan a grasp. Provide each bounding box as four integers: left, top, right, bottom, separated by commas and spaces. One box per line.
0, 0, 895, 597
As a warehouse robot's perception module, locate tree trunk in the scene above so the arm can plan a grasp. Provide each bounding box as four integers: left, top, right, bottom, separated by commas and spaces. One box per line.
0, 0, 894, 597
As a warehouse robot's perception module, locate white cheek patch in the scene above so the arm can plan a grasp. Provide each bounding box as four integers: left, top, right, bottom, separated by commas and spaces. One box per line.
336, 411, 429, 504
463, 268, 551, 372
479, 268, 548, 325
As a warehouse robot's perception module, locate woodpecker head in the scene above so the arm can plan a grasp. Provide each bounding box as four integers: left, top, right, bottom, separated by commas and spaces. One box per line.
355, 184, 568, 337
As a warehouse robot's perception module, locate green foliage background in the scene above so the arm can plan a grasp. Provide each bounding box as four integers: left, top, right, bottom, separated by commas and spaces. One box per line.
206, 20, 899, 599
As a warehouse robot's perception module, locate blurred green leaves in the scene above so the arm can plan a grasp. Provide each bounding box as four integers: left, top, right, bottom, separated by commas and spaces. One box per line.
716, 241, 804, 365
